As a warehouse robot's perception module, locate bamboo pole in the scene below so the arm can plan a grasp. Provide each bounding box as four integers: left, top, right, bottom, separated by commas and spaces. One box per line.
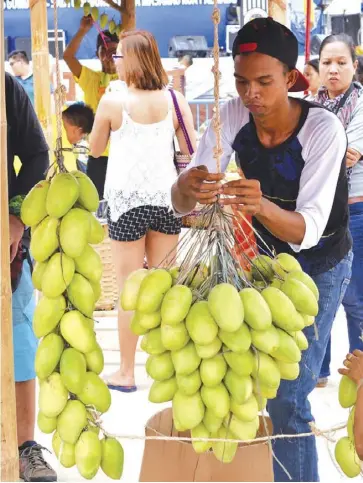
30, 0, 52, 151
268, 0, 287, 25
0, 0, 19, 479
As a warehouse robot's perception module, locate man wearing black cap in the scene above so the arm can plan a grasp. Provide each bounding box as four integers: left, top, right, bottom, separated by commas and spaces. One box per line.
64, 15, 119, 198
172, 18, 352, 482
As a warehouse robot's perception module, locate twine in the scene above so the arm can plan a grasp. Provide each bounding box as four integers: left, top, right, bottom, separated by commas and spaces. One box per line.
212, 1, 222, 173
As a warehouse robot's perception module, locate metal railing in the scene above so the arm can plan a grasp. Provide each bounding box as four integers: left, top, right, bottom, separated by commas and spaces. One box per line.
189, 97, 227, 137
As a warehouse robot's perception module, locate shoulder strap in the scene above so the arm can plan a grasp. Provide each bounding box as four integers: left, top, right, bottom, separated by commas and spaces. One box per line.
332, 83, 355, 114
169, 89, 194, 155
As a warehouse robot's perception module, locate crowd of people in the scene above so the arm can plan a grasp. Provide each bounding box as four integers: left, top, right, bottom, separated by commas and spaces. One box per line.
5, 13, 363, 483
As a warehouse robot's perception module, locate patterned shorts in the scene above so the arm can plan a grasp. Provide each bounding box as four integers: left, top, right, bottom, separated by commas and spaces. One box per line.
107, 205, 182, 242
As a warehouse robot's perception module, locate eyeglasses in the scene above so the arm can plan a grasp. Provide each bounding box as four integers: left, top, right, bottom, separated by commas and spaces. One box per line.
112, 54, 123, 61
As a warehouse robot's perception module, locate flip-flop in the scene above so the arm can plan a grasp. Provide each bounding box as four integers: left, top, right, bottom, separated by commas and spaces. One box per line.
107, 384, 137, 393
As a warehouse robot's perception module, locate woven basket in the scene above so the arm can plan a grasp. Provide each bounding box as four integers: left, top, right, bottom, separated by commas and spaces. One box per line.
92, 223, 119, 311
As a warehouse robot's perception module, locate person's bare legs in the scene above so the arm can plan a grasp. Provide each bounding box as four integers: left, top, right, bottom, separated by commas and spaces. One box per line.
16, 379, 36, 445
105, 237, 145, 388
145, 231, 179, 268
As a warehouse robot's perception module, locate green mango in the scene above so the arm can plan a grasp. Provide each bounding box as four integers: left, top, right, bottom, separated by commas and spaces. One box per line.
99, 13, 108, 30
273, 253, 302, 278
251, 352, 281, 389
171, 341, 201, 376
75, 431, 101, 479
335, 436, 361, 478
149, 377, 177, 403
21, 179, 50, 226
33, 295, 66, 338
41, 252, 75, 298
37, 411, 57, 434
30, 216, 59, 262
60, 208, 91, 258
100, 438, 124, 480
60, 310, 97, 354
60, 348, 87, 394
223, 348, 254, 376
52, 431, 75, 468
208, 283, 244, 332
35, 333, 64, 380
275, 360, 300, 381
285, 270, 319, 301
200, 354, 227, 387
251, 254, 275, 281
57, 399, 87, 444
130, 313, 149, 336
338, 375, 357, 408
212, 426, 238, 463
161, 285, 192, 325
71, 171, 99, 212
120, 269, 148, 311
262, 287, 304, 331
239, 287, 272, 330
90, 280, 102, 302
225, 414, 258, 441
224, 370, 253, 405
137, 311, 161, 330
141, 328, 165, 355
32, 261, 48, 291
201, 384, 230, 419
219, 323, 251, 353
270, 328, 301, 363
74, 244, 103, 284
67, 274, 95, 317
88, 215, 105, 244
191, 423, 211, 454
173, 390, 205, 430
281, 278, 319, 317
46, 172, 79, 218
39, 373, 68, 418
78, 372, 111, 413
161, 322, 190, 351
137, 269, 172, 314
176, 370, 202, 396
146, 352, 175, 381
85, 343, 104, 375
195, 338, 222, 359
250, 325, 280, 355
230, 394, 258, 422
185, 301, 218, 345
288, 330, 309, 351
203, 408, 223, 433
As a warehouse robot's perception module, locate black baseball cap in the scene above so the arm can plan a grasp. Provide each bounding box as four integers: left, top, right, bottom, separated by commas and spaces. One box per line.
232, 17, 309, 92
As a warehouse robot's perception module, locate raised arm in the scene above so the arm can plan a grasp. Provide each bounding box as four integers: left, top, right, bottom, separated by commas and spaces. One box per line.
63, 16, 94, 79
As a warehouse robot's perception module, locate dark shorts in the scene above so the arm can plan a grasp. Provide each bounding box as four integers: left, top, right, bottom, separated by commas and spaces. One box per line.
107, 205, 182, 242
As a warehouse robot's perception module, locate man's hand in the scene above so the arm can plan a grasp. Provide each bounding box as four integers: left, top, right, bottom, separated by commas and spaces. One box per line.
221, 177, 262, 215
9, 214, 24, 262
346, 147, 361, 168
177, 165, 225, 205
79, 15, 94, 33
338, 350, 363, 385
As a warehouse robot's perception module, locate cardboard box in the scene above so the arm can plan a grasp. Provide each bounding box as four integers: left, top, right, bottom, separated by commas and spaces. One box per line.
139, 408, 274, 482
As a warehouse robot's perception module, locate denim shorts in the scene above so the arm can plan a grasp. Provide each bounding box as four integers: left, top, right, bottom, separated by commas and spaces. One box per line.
12, 259, 37, 382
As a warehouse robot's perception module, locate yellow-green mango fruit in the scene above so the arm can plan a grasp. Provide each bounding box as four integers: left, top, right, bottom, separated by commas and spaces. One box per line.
173, 390, 205, 430
339, 375, 357, 408
288, 330, 309, 351
137, 269, 172, 314
75, 431, 102, 479
85, 343, 104, 375
74, 244, 103, 284
251, 254, 275, 281
141, 327, 165, 355
37, 411, 57, 433
225, 414, 258, 441
250, 325, 280, 355
200, 354, 227, 387
171, 341, 201, 376
230, 394, 258, 422
33, 295, 66, 338
185, 301, 218, 345
130, 313, 149, 336
35, 333, 64, 380
201, 383, 230, 419
138, 311, 161, 330
161, 322, 190, 351
39, 373, 68, 418
88, 215, 105, 244
203, 408, 223, 433
21, 179, 50, 226
212, 426, 238, 463
149, 377, 177, 403
71, 171, 99, 212
224, 371, 253, 405
67, 274, 95, 317
60, 310, 97, 353
219, 323, 251, 353
32, 261, 48, 291
59, 208, 91, 258
90, 280, 102, 302
273, 253, 302, 278
276, 360, 300, 380
78, 372, 111, 413
57, 399, 87, 444
100, 438, 124, 480
195, 338, 222, 359
285, 270, 319, 300
46, 173, 79, 218
251, 352, 281, 389
60, 347, 87, 394
240, 287, 272, 330
261, 286, 303, 331
120, 269, 148, 311
41, 252, 75, 298
334, 436, 361, 478
223, 348, 254, 377
208, 283, 244, 332
270, 328, 301, 363
52, 431, 75, 468
30, 216, 59, 262
191, 423, 211, 454
161, 285, 193, 325
281, 278, 318, 317
176, 370, 202, 396
146, 352, 175, 381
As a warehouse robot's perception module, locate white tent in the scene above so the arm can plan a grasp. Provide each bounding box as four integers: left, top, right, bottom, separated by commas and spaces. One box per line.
324, 0, 361, 16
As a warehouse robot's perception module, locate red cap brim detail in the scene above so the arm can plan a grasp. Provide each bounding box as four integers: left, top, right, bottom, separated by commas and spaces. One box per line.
289, 69, 309, 92
239, 43, 258, 53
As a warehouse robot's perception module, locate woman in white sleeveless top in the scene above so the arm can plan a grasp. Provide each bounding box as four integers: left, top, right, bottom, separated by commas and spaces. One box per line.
89, 30, 196, 392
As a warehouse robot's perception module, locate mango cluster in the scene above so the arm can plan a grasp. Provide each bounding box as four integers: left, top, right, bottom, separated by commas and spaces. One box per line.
120, 252, 319, 462
21, 172, 123, 480
335, 376, 361, 478
70, 0, 122, 36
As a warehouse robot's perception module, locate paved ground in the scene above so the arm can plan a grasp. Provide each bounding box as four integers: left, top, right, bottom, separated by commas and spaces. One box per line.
35, 304, 361, 482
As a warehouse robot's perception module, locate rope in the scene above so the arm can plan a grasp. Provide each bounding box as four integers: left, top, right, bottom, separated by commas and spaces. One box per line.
212, 0, 222, 173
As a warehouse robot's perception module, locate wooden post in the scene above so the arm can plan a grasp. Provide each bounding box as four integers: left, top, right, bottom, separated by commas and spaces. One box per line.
268, 0, 287, 25
29, 0, 53, 151
121, 0, 136, 31
0, 0, 19, 479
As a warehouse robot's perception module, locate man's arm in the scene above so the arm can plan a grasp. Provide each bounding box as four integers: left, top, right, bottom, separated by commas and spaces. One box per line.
63, 16, 94, 79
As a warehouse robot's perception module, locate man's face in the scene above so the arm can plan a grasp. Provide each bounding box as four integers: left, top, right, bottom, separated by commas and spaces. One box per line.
9, 57, 27, 77
98, 41, 118, 74
234, 52, 296, 117
62, 117, 84, 145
